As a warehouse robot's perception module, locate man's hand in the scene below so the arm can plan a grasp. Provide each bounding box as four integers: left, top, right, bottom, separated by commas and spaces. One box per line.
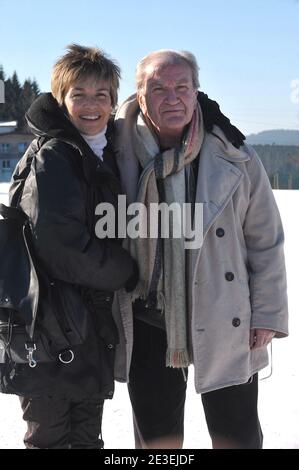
250, 329, 276, 350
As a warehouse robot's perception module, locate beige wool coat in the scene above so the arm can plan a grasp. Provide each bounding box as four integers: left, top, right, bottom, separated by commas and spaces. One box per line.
113, 126, 288, 394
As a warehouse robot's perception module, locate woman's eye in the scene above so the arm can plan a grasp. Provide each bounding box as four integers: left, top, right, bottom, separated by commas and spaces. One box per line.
94, 93, 110, 101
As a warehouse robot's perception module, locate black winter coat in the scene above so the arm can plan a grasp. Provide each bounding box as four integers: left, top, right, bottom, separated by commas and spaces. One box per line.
6, 93, 134, 400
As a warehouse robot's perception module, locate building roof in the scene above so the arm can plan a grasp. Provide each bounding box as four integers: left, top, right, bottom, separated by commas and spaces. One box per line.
0, 153, 20, 160
0, 132, 33, 139
0, 121, 17, 128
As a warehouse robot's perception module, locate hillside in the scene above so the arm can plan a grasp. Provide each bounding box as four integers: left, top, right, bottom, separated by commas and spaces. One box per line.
246, 129, 299, 146
253, 144, 299, 189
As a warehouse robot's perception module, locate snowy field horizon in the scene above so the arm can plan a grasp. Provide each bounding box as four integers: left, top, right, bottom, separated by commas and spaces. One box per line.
0, 183, 298, 449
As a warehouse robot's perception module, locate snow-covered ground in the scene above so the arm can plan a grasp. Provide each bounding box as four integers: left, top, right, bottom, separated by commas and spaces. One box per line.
0, 183, 298, 449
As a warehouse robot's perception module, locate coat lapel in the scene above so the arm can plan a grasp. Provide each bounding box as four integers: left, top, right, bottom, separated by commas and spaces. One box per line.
190, 129, 251, 306
195, 129, 250, 239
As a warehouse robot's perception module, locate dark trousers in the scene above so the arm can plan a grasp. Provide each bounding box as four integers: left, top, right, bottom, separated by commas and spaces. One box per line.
128, 319, 263, 449
19, 396, 104, 449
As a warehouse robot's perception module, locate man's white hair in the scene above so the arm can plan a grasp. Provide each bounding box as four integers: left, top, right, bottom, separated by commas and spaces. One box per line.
136, 49, 200, 92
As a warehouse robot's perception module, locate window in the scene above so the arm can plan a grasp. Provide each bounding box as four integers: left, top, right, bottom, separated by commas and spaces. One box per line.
18, 142, 28, 153
2, 160, 11, 168
0, 143, 10, 153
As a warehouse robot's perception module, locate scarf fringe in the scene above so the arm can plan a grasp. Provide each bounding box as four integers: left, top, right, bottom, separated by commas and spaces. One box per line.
157, 291, 166, 313
131, 284, 166, 313
166, 348, 190, 368
131, 282, 148, 304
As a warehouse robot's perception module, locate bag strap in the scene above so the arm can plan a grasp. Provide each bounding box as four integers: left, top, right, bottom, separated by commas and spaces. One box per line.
0, 203, 28, 223
1, 137, 51, 341
10, 136, 51, 209
0, 203, 39, 341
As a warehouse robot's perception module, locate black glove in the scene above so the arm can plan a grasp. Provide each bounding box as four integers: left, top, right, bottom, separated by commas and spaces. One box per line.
198, 91, 246, 149
124, 259, 139, 293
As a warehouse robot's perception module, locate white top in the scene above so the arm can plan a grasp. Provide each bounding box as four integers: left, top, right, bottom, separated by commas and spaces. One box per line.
81, 126, 107, 161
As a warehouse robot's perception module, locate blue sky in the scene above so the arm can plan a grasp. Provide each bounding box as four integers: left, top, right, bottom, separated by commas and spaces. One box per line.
0, 0, 298, 134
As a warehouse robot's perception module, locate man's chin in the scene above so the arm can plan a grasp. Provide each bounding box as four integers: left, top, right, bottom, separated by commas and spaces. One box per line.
162, 121, 186, 134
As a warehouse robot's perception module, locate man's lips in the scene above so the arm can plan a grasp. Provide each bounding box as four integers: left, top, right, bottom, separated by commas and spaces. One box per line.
162, 109, 184, 114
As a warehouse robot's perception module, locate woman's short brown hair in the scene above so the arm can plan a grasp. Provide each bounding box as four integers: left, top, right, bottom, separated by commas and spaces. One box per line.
51, 44, 121, 108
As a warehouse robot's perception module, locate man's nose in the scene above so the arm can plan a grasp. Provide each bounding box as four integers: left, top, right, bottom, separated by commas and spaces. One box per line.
165, 88, 179, 104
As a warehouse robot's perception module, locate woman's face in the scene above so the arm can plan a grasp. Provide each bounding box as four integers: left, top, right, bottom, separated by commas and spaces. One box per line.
64, 76, 112, 135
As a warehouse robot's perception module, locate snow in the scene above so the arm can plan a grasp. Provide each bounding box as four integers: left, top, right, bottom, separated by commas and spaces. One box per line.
0, 183, 298, 449
0, 183, 9, 202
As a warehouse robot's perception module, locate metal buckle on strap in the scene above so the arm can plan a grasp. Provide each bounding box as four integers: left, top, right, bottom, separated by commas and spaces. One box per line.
25, 342, 37, 368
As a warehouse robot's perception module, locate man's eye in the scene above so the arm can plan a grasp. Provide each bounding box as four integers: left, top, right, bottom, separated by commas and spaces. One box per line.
177, 85, 188, 91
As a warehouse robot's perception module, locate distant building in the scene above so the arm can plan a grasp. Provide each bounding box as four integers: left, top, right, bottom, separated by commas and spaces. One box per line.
0, 121, 33, 182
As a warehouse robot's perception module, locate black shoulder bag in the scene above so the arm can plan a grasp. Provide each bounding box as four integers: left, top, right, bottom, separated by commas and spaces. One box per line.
0, 144, 89, 393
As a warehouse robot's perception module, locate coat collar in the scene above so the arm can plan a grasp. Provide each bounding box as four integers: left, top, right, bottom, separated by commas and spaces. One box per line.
195, 126, 250, 239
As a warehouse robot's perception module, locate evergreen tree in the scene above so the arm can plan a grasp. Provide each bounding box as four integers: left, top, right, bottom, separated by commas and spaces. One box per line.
20, 79, 40, 130
0, 65, 40, 130
31, 79, 40, 97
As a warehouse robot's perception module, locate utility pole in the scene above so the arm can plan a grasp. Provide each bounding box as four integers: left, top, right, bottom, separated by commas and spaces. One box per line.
273, 172, 279, 189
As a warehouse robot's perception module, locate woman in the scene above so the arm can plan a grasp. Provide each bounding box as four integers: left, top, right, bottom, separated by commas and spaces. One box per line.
7, 44, 136, 449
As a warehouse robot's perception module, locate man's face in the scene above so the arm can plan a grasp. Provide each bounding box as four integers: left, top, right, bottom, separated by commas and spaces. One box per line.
64, 77, 112, 135
137, 62, 197, 142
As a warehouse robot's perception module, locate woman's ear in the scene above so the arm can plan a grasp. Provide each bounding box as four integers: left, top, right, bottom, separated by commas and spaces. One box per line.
60, 102, 68, 114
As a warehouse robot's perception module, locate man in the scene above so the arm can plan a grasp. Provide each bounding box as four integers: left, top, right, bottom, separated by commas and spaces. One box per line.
113, 50, 288, 449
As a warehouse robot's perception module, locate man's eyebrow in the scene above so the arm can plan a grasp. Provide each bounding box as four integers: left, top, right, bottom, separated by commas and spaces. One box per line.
176, 78, 190, 84
149, 77, 190, 85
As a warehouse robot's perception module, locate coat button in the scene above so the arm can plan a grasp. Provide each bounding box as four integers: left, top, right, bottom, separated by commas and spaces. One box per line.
108, 391, 114, 397
216, 228, 225, 237
232, 317, 241, 327
225, 272, 234, 281
107, 344, 114, 350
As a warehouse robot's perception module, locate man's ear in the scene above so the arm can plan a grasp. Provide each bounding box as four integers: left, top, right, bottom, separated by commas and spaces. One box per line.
194, 89, 198, 109
137, 92, 146, 115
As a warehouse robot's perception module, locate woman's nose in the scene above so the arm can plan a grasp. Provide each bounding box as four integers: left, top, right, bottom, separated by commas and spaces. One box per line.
82, 96, 98, 107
